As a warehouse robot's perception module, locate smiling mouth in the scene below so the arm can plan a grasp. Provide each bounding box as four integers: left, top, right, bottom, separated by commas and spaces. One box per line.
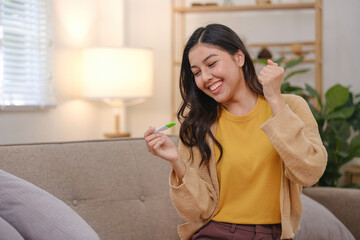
209, 81, 222, 91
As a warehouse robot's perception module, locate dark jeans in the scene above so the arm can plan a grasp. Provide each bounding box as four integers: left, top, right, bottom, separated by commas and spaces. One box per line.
191, 220, 293, 240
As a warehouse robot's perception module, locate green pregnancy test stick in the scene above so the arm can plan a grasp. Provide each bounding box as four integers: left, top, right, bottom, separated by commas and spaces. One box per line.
154, 122, 176, 133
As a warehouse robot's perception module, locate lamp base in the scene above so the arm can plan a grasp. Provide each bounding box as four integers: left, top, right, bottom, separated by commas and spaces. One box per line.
104, 111, 130, 138
104, 132, 130, 138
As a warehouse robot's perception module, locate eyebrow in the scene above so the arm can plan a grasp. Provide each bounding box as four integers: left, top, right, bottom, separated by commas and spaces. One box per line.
190, 54, 218, 69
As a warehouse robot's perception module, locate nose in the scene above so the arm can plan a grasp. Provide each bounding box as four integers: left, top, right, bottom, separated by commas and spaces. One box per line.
202, 68, 213, 82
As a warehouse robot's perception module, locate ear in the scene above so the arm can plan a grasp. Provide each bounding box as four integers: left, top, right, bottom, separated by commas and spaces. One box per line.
234, 50, 245, 67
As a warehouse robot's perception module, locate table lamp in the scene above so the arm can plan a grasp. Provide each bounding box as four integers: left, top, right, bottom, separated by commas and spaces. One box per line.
82, 47, 153, 138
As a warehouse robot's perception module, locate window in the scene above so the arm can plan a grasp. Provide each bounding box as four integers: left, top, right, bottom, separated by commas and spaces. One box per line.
0, 0, 53, 110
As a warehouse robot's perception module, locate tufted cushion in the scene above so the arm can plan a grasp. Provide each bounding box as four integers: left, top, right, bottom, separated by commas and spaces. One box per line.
295, 194, 355, 240
0, 170, 100, 240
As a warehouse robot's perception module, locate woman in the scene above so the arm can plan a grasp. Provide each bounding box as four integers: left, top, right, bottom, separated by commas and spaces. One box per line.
144, 24, 327, 240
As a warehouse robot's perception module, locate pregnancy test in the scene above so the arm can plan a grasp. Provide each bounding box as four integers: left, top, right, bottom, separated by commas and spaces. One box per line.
154, 122, 176, 133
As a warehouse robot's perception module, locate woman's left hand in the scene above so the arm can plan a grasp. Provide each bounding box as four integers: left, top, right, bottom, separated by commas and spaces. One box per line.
258, 59, 286, 115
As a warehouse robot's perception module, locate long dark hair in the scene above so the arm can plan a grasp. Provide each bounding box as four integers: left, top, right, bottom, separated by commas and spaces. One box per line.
177, 23, 263, 167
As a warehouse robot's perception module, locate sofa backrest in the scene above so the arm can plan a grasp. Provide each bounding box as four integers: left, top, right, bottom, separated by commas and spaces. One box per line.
0, 136, 184, 240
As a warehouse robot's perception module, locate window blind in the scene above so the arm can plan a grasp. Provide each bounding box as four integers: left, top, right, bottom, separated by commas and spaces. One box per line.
0, 0, 53, 110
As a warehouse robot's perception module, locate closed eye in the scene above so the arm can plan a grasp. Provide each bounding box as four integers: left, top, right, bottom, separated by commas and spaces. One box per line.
193, 70, 201, 77
208, 61, 217, 67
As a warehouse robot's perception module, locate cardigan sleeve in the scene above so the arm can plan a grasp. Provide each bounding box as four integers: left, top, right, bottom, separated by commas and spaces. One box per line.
260, 94, 327, 186
169, 141, 218, 223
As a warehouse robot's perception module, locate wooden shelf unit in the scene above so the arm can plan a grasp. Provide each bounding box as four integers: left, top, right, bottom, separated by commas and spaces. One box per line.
173, 2, 316, 13
171, 0, 323, 127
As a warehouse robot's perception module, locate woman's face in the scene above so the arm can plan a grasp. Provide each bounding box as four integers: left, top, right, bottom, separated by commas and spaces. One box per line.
188, 43, 246, 105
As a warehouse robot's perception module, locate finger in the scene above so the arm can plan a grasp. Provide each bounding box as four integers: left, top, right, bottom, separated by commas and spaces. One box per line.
260, 67, 282, 79
267, 59, 278, 66
146, 136, 162, 152
258, 77, 269, 85
145, 134, 156, 145
260, 66, 276, 74
259, 69, 272, 78
144, 127, 155, 138
145, 132, 161, 148
260, 69, 271, 76
153, 136, 165, 151
258, 74, 266, 82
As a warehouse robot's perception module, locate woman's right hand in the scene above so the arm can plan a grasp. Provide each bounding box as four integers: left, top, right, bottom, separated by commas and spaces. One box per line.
144, 127, 179, 164
145, 127, 186, 182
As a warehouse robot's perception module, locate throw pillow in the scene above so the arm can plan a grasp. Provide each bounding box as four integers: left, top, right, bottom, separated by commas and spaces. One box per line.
0, 216, 24, 240
0, 170, 100, 240
295, 194, 355, 240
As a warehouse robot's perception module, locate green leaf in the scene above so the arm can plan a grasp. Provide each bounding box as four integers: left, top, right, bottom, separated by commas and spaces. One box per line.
325, 84, 350, 113
283, 69, 310, 82
337, 151, 349, 158
305, 84, 320, 98
325, 107, 354, 120
349, 107, 360, 131
253, 58, 268, 65
281, 83, 303, 92
325, 120, 350, 142
284, 57, 304, 70
308, 104, 323, 121
281, 82, 290, 91
319, 162, 341, 187
274, 57, 285, 65
349, 135, 360, 158
305, 84, 322, 109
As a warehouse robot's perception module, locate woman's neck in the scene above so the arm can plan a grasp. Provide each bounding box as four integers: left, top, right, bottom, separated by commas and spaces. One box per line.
222, 87, 258, 116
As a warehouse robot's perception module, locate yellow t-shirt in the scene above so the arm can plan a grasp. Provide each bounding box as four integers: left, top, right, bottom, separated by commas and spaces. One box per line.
212, 95, 281, 224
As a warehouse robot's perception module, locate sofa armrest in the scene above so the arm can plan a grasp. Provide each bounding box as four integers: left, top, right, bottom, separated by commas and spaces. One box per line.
303, 186, 360, 240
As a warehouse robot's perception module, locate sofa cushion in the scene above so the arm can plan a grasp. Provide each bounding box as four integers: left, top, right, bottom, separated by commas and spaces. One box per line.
295, 194, 355, 240
0, 170, 100, 240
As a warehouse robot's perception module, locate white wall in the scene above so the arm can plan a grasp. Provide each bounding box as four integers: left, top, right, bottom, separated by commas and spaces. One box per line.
0, 0, 359, 152
123, 1, 172, 137
323, 0, 360, 94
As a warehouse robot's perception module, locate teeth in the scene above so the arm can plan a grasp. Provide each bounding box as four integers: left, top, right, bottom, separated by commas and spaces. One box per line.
210, 82, 222, 91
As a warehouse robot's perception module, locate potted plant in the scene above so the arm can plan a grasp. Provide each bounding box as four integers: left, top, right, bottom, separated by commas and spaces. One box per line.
303, 84, 360, 187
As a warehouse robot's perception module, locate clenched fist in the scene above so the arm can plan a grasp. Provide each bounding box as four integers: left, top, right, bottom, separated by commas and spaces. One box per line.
258, 59, 286, 115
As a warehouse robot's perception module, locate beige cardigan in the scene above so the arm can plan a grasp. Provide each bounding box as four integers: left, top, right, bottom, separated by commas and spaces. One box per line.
169, 94, 327, 240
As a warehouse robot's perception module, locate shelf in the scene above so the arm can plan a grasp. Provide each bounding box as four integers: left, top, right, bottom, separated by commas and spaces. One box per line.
247, 41, 315, 48
173, 58, 315, 66
173, 2, 316, 13
173, 41, 317, 64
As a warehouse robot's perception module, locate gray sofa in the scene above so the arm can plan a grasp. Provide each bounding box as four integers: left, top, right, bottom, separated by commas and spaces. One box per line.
0, 136, 359, 240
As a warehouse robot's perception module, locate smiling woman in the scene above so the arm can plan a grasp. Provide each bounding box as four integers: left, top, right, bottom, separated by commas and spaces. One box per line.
144, 23, 327, 240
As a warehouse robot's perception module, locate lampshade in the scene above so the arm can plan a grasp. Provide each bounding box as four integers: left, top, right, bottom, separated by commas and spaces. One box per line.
82, 47, 153, 100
